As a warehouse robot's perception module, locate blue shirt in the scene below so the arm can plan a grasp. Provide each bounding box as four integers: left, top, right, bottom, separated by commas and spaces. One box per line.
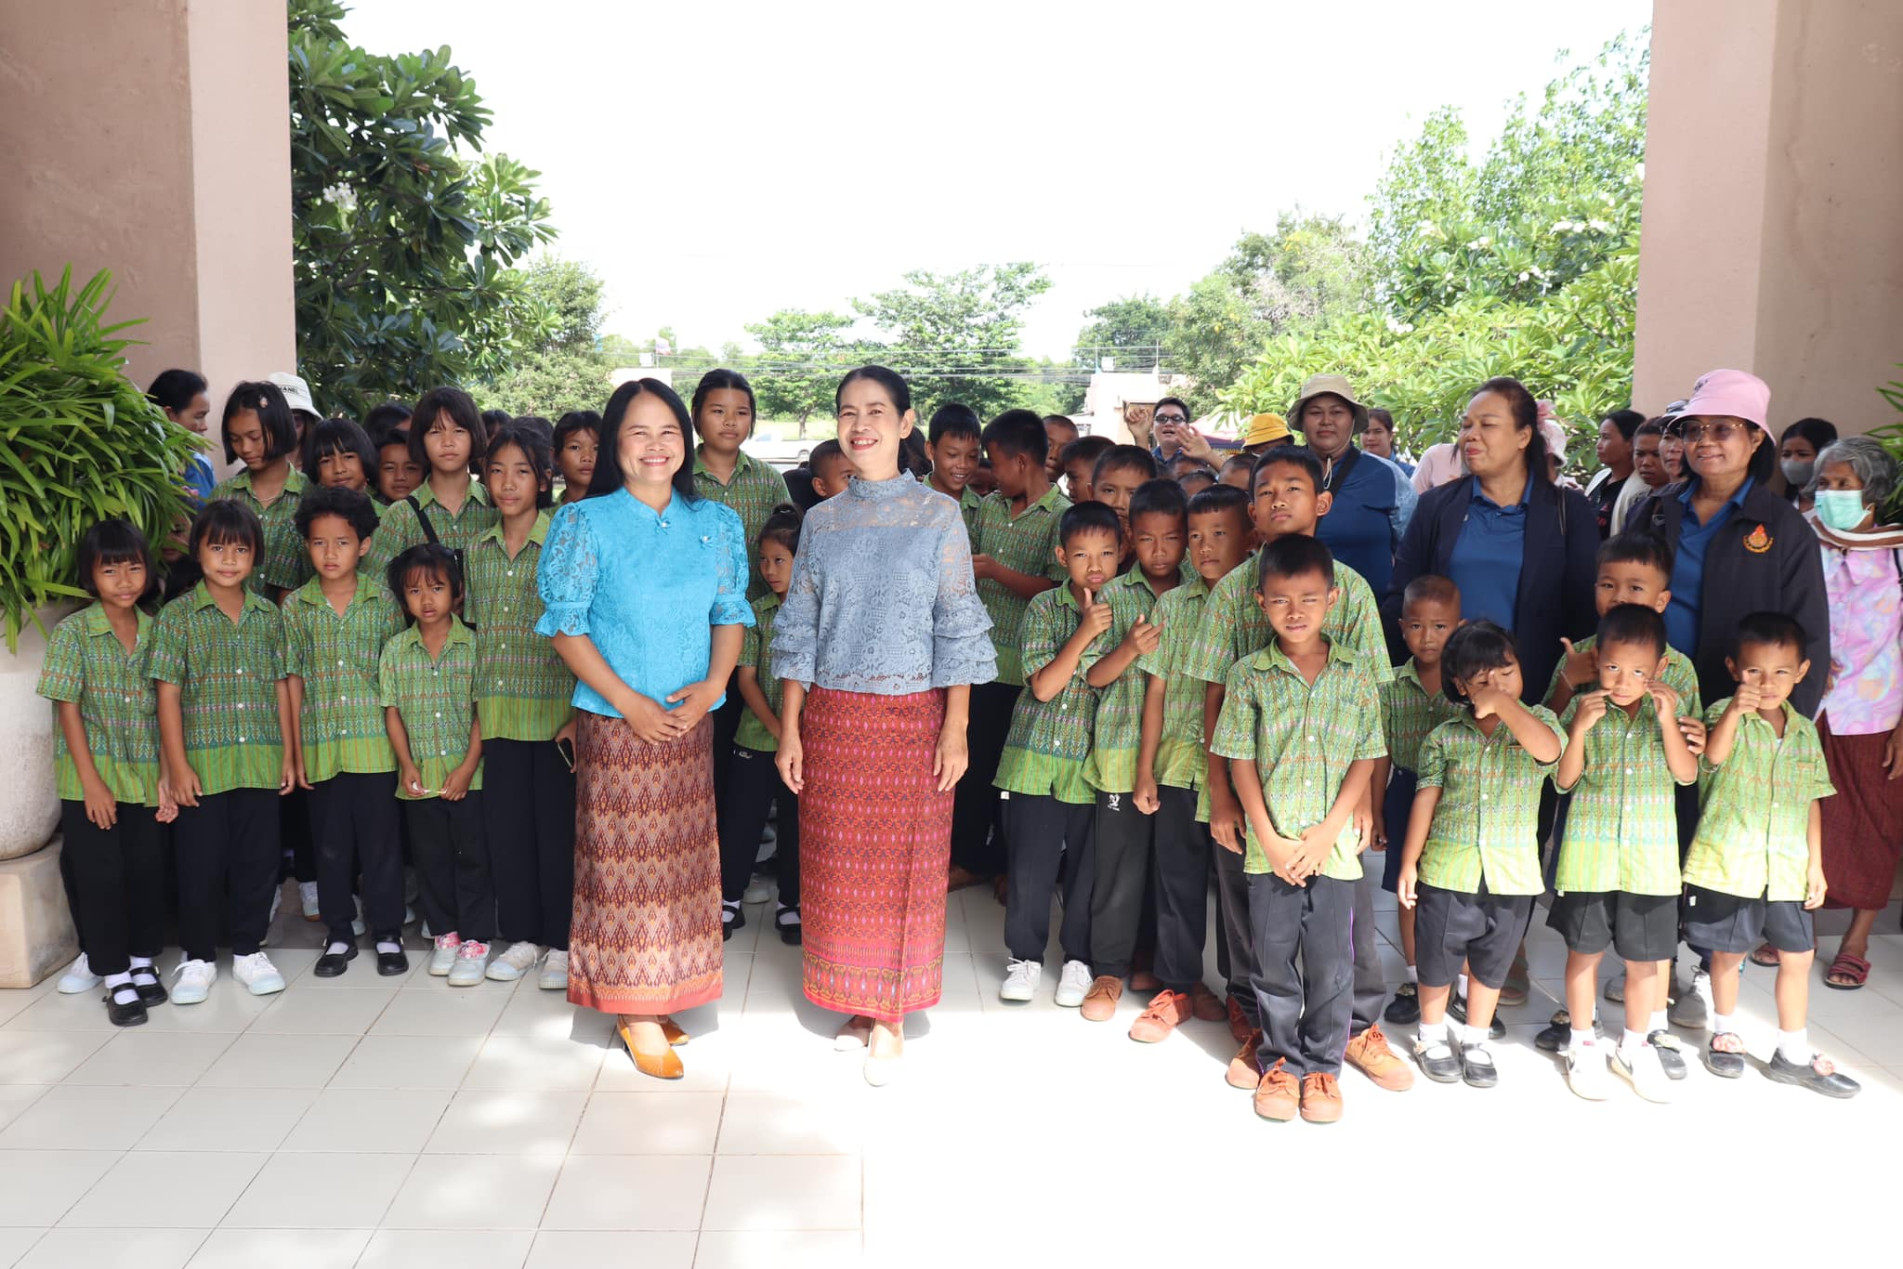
536, 488, 753, 718
1315, 447, 1417, 602
1447, 479, 1529, 630
184, 454, 217, 504
1664, 478, 1753, 656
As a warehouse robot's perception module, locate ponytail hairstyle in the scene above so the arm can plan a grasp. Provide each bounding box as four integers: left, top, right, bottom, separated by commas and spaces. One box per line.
485, 422, 556, 508
758, 501, 803, 554
1472, 377, 1549, 486
1441, 619, 1521, 713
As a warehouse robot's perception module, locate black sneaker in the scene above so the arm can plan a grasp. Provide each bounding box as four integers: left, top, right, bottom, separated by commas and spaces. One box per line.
1448, 991, 1506, 1040
1383, 981, 1420, 1026
1647, 1030, 1688, 1081
128, 964, 167, 1006
1766, 1050, 1861, 1099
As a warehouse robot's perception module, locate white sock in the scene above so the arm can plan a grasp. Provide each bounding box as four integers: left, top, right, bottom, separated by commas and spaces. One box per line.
1713, 1011, 1738, 1036
1648, 1009, 1668, 1034
129, 956, 154, 970
1405, 964, 1418, 984
1418, 1018, 1448, 1045
1462, 1023, 1489, 1048
375, 940, 402, 955
104, 971, 132, 988
1621, 1027, 1647, 1060
325, 941, 350, 956
1457, 973, 1470, 998
1776, 1027, 1809, 1064
1570, 1027, 1596, 1052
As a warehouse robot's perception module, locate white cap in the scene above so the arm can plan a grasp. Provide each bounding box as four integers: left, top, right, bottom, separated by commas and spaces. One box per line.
268, 371, 317, 417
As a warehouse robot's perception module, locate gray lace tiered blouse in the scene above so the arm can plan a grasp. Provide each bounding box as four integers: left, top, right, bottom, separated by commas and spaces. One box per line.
771, 473, 996, 694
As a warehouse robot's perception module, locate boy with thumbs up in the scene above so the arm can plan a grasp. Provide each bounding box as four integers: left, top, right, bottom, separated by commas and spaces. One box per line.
995, 502, 1122, 1007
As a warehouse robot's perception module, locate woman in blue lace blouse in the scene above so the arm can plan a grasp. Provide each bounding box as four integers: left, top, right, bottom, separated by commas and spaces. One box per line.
538, 378, 752, 1081
772, 366, 997, 1084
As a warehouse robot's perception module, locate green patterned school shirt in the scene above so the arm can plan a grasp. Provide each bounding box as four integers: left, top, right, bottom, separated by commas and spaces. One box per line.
364, 479, 499, 581
150, 583, 288, 795
209, 467, 310, 595
1210, 640, 1386, 879
734, 592, 784, 753
1684, 699, 1835, 902
1084, 570, 1175, 794
973, 485, 1072, 686
995, 583, 1103, 805
694, 447, 792, 599
378, 618, 484, 800
1414, 706, 1566, 896
36, 604, 162, 806
466, 514, 574, 742
283, 578, 403, 781
1553, 693, 1696, 895
1380, 660, 1461, 774
1542, 634, 1702, 715
1182, 550, 1393, 690
1136, 575, 1212, 792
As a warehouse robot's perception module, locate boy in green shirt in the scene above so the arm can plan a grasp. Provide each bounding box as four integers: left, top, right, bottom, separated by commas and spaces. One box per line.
1211, 535, 1384, 1123
925, 403, 986, 543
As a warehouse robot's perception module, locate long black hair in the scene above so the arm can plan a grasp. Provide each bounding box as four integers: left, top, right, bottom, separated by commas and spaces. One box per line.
486, 423, 555, 509
147, 369, 206, 414
587, 378, 699, 503
302, 417, 377, 486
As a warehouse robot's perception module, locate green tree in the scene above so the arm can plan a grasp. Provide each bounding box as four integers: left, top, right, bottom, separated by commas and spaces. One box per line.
855, 263, 1052, 419
745, 309, 856, 437
484, 258, 617, 418
288, 0, 556, 418
1073, 295, 1170, 372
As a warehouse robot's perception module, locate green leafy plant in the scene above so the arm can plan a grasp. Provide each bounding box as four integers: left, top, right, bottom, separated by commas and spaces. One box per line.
0, 268, 199, 651
1863, 365, 1903, 522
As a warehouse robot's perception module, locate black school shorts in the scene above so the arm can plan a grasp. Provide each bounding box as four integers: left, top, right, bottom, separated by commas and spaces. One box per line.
1415, 883, 1534, 989
1680, 886, 1813, 956
1547, 891, 1680, 963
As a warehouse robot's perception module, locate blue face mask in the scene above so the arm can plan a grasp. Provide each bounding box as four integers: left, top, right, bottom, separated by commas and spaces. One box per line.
1814, 487, 1869, 532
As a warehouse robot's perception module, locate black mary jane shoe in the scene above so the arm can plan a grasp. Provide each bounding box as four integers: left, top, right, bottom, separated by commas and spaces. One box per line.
1412, 1037, 1461, 1084
721, 903, 744, 943
1459, 1041, 1499, 1089
376, 949, 410, 977
128, 965, 168, 1006
1766, 1050, 1861, 1099
776, 905, 802, 947
105, 988, 148, 1028
1448, 992, 1506, 1040
314, 944, 359, 978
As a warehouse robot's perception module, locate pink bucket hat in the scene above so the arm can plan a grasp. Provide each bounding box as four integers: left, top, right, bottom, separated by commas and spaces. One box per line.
1680, 369, 1769, 428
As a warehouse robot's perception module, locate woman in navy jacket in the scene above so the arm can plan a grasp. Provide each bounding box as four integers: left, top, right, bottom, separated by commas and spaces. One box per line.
1383, 377, 1599, 701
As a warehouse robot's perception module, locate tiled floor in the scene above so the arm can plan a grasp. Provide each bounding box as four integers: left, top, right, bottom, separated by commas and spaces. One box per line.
2, 882, 1901, 1267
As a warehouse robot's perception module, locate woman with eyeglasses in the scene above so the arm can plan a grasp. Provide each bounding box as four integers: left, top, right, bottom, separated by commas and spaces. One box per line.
1629, 370, 1829, 715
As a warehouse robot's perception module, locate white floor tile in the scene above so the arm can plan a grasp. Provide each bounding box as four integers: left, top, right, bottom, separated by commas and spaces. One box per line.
2, 990, 122, 1033
0, 1151, 120, 1227
0, 1030, 113, 1083
195, 1033, 358, 1089
183, 1228, 369, 1269
459, 1034, 604, 1092
366, 988, 512, 1038
220, 1153, 414, 1229
378, 1154, 561, 1230
133, 988, 275, 1034
714, 1090, 864, 1154
538, 1155, 710, 1231
522, 1230, 695, 1269
0, 1231, 42, 1267
247, 992, 389, 1037
487, 989, 600, 1040
701, 1156, 860, 1231
63, 1032, 235, 1088
0, 1085, 181, 1150
0, 1086, 47, 1134
279, 1088, 452, 1154
421, 1089, 583, 1156
326, 1035, 483, 1090
693, 1230, 863, 1269
58, 1152, 264, 1229
15, 1227, 208, 1269
568, 1091, 723, 1155
355, 1228, 534, 1269
135, 1087, 317, 1153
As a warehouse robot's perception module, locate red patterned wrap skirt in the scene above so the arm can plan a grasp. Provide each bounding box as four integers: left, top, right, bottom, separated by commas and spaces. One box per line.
567, 710, 722, 1015
1818, 715, 1903, 911
800, 687, 953, 1024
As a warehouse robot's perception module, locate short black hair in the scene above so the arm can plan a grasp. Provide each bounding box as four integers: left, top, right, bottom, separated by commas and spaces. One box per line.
836, 365, 911, 415
1218, 453, 1254, 476
480, 409, 513, 436
1367, 406, 1395, 429
1187, 483, 1250, 525
189, 497, 265, 561
147, 369, 206, 414
1094, 444, 1158, 484
1257, 532, 1335, 590
1251, 443, 1323, 494
899, 430, 931, 479
410, 387, 488, 469
1603, 408, 1645, 442
1180, 470, 1216, 495
589, 378, 698, 502
1167, 451, 1216, 476
363, 401, 412, 442
759, 502, 803, 554
1059, 435, 1114, 471
1732, 610, 1807, 659
981, 409, 1049, 465
1058, 500, 1122, 548
377, 425, 411, 454
387, 542, 464, 611
1597, 532, 1673, 579
1441, 620, 1520, 711
928, 403, 982, 446
1402, 574, 1460, 613
1154, 396, 1191, 421
510, 415, 554, 448
693, 368, 759, 441
78, 519, 158, 602
1597, 602, 1667, 659
220, 380, 298, 465
809, 439, 849, 485
553, 410, 601, 449
1780, 417, 1838, 453
486, 423, 556, 508
295, 483, 380, 541
1129, 477, 1189, 527
302, 416, 377, 485
1043, 414, 1079, 437
1633, 418, 1666, 442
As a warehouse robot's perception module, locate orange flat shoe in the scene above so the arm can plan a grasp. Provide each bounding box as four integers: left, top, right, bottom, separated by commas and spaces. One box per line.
659, 1016, 690, 1047
619, 1021, 684, 1080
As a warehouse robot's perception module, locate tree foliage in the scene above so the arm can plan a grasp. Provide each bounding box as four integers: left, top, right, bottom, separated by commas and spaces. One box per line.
288, 0, 555, 419
482, 259, 617, 418
744, 309, 858, 437
854, 263, 1053, 420
1073, 295, 1171, 372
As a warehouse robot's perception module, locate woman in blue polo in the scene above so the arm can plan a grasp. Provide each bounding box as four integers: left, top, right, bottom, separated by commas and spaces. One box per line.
1291, 374, 1417, 604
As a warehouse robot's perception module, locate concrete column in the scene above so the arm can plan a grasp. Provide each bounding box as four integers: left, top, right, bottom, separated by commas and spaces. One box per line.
1634, 0, 1903, 433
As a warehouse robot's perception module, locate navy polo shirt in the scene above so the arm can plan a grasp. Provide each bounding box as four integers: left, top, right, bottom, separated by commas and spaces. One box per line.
1447, 478, 1530, 630
1664, 477, 1754, 656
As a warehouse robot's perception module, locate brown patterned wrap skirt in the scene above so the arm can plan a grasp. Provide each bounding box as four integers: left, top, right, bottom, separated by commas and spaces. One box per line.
567, 710, 722, 1015
1818, 715, 1903, 911
800, 687, 952, 1024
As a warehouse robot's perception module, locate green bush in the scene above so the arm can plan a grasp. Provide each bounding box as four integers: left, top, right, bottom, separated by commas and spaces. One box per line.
0, 268, 200, 650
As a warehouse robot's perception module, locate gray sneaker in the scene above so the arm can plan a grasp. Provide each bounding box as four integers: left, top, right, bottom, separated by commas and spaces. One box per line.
1668, 969, 1710, 1030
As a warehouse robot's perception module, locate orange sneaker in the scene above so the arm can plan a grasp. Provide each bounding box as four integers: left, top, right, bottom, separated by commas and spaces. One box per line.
1344, 1023, 1415, 1092
1226, 1030, 1264, 1089
1253, 1058, 1299, 1122
1299, 1072, 1343, 1123
1128, 989, 1190, 1043
1080, 975, 1123, 1022
1226, 994, 1253, 1044
1188, 981, 1228, 1023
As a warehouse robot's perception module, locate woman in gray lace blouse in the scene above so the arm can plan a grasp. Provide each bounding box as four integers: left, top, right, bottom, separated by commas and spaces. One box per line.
772, 365, 996, 1084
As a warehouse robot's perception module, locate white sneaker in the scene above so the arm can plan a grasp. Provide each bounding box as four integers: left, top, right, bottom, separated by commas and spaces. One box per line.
538, 949, 569, 991
447, 940, 490, 986
232, 951, 286, 996
419, 918, 432, 941
428, 933, 461, 976
743, 878, 774, 904
486, 941, 542, 982
351, 897, 367, 938
269, 885, 282, 924
1000, 957, 1042, 1002
57, 953, 100, 995
1053, 959, 1093, 1008
1613, 1041, 1675, 1103
171, 958, 215, 1004
1565, 1039, 1612, 1100
299, 880, 320, 920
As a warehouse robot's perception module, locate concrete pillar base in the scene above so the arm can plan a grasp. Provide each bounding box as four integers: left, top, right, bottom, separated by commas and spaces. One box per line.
0, 838, 76, 989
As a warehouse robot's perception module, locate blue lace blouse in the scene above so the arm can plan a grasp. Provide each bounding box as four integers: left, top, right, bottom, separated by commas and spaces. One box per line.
536, 488, 753, 718
771, 473, 996, 694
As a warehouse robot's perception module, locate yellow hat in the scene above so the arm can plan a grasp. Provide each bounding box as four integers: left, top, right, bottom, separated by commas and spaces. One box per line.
1244, 413, 1290, 446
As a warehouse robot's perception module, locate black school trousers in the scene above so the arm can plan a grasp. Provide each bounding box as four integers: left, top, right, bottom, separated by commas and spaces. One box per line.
1002, 792, 1094, 964
719, 745, 800, 908
1249, 872, 1354, 1078
174, 788, 281, 963
951, 682, 1019, 876
484, 739, 576, 949
405, 792, 493, 943
1091, 786, 1210, 988
59, 800, 165, 977
308, 771, 404, 945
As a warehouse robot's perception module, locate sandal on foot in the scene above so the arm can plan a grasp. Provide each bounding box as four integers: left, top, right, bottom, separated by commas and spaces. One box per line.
1647, 1030, 1688, 1080
1765, 1050, 1861, 1099
1748, 941, 1780, 968
1704, 1030, 1747, 1079
1824, 951, 1870, 991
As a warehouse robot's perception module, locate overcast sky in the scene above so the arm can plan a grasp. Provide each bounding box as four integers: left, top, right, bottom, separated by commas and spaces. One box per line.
341, 0, 1654, 360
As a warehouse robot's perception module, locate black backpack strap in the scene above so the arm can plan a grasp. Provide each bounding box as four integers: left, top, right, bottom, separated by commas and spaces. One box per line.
406, 495, 441, 548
